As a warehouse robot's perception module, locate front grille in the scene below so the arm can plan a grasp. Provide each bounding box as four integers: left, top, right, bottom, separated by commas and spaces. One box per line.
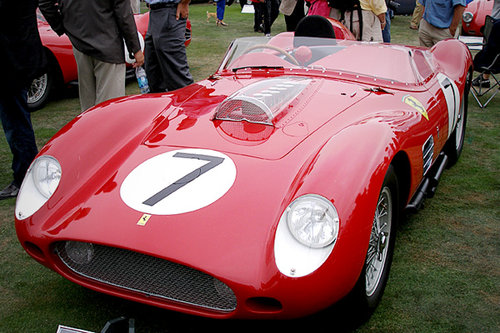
55, 241, 237, 312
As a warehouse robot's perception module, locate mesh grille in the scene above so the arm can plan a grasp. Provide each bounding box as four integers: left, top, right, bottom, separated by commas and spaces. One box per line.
55, 241, 237, 312
214, 78, 311, 125
216, 97, 273, 124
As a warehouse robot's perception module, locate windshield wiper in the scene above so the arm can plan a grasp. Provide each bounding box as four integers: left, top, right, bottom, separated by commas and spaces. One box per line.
232, 65, 284, 73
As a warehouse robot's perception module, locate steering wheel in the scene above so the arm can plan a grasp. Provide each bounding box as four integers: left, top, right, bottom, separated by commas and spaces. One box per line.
242, 44, 300, 66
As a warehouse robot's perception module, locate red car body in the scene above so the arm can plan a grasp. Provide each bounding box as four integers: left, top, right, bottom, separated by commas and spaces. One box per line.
16, 30, 472, 320
30, 11, 191, 109
462, 0, 494, 36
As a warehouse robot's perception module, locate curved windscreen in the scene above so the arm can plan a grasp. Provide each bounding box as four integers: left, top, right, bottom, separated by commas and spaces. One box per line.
218, 35, 434, 85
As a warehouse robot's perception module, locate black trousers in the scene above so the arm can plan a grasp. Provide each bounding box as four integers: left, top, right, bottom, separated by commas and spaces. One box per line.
0, 89, 38, 187
284, 0, 305, 32
145, 6, 193, 92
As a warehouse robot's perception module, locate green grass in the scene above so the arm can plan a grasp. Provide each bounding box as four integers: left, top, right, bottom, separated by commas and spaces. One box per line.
0, 4, 498, 332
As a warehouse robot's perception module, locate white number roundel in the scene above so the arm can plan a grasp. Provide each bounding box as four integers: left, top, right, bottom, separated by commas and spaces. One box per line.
120, 149, 236, 215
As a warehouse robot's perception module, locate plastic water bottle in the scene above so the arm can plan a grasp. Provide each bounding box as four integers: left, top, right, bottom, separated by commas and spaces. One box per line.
135, 66, 150, 94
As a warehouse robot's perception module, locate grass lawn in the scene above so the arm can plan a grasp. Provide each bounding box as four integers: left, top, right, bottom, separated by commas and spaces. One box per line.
0, 3, 498, 332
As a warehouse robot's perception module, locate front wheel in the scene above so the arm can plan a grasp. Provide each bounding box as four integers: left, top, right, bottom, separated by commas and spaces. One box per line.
349, 165, 399, 316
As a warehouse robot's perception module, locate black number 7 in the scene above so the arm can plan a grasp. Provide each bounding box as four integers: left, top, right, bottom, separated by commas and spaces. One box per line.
143, 152, 225, 207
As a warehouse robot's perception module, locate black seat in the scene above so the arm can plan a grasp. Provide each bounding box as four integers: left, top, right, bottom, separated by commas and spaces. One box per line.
294, 15, 336, 47
471, 16, 500, 108
295, 15, 336, 39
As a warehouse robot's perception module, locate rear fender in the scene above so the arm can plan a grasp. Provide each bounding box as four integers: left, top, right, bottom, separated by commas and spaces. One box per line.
431, 39, 472, 87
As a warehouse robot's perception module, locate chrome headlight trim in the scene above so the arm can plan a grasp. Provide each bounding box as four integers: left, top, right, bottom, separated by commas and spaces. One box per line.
463, 11, 473, 24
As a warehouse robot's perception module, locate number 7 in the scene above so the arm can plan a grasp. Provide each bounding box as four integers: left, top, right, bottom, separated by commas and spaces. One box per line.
142, 152, 225, 207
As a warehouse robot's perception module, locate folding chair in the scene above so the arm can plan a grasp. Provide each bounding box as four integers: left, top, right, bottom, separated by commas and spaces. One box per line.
471, 16, 500, 108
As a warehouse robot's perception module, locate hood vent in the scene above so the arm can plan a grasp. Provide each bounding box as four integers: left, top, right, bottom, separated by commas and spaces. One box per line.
214, 78, 311, 125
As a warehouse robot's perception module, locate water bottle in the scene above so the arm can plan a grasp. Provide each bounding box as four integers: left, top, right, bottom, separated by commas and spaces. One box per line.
135, 66, 150, 94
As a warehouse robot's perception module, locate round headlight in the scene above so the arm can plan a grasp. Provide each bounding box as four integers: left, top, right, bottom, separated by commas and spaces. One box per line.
286, 195, 339, 248
64, 241, 94, 265
32, 156, 61, 198
463, 11, 473, 23
15, 155, 62, 220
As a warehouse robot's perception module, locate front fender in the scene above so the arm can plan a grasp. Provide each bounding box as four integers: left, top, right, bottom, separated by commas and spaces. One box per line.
287, 117, 401, 292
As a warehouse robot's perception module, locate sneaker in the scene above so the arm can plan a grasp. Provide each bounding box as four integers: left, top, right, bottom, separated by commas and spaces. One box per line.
0, 182, 19, 200
472, 75, 491, 88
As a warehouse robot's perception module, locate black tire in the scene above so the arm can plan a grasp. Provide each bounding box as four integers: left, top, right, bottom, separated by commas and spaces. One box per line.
27, 70, 53, 111
348, 165, 399, 318
444, 69, 471, 167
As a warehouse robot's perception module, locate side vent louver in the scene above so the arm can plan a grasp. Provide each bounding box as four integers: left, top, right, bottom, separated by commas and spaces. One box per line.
422, 135, 434, 175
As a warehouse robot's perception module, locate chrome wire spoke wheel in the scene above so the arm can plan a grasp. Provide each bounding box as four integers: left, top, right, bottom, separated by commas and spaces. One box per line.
365, 186, 392, 297
28, 73, 48, 105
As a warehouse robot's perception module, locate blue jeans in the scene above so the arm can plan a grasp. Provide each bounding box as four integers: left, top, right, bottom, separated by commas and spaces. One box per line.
383, 9, 393, 43
0, 89, 38, 187
217, 0, 226, 20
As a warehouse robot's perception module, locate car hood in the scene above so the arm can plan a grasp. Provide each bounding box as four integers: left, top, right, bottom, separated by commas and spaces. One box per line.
142, 76, 370, 160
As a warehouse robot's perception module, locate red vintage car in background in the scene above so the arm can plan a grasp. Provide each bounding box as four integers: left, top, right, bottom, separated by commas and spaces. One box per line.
15, 13, 472, 321
462, 0, 494, 36
28, 11, 192, 110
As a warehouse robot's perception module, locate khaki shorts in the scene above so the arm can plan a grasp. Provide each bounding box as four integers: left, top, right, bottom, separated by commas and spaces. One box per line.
418, 18, 454, 48
344, 9, 383, 42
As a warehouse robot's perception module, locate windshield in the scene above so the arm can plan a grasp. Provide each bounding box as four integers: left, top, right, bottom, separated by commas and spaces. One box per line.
218, 35, 432, 85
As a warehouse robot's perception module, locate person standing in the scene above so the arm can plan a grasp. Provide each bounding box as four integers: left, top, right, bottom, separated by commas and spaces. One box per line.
410, 0, 424, 30
280, 0, 305, 31
259, 0, 281, 37
0, 0, 47, 199
144, 0, 194, 92
382, 0, 393, 42
216, 0, 229, 26
39, 0, 144, 112
418, 0, 467, 47
344, 0, 387, 42
252, 0, 265, 33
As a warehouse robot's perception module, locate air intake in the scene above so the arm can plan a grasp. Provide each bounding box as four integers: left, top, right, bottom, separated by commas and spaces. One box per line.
214, 77, 311, 125
55, 241, 237, 312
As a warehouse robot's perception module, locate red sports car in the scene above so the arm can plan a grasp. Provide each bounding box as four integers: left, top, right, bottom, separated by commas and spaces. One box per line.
462, 0, 494, 36
29, 11, 192, 110
15, 18, 472, 320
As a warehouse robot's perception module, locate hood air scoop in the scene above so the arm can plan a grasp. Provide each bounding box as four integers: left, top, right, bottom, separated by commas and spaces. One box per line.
214, 78, 311, 125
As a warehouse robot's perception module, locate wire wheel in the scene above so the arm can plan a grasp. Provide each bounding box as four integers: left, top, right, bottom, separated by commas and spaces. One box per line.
27, 71, 52, 111
365, 186, 392, 297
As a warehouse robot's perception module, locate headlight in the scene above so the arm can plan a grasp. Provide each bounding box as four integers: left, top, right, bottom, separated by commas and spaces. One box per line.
274, 194, 340, 278
286, 195, 339, 248
15, 155, 62, 220
463, 12, 473, 23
